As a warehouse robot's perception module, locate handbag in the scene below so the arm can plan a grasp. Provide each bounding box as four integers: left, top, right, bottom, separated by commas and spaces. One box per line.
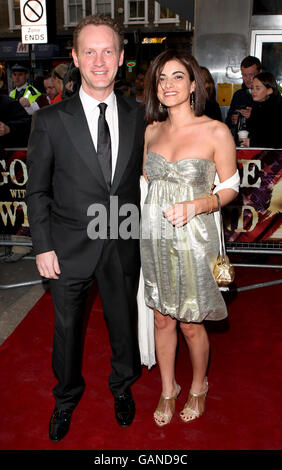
213, 193, 235, 286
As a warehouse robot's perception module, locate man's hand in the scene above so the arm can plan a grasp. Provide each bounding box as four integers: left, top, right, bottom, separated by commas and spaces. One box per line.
238, 106, 252, 119
0, 121, 10, 136
19, 97, 30, 108
36, 250, 61, 279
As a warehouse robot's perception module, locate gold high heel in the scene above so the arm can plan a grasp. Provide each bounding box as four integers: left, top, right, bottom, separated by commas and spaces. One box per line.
154, 384, 181, 427
180, 377, 208, 423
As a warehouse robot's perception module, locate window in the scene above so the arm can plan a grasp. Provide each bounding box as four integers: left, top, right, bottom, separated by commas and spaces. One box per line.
253, 0, 282, 15
154, 1, 179, 25
64, 0, 86, 26
92, 1, 114, 17
8, 0, 21, 31
124, 0, 148, 25
251, 30, 282, 86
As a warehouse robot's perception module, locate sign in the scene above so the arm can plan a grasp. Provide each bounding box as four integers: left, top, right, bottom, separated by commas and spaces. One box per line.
223, 149, 282, 242
126, 61, 136, 68
142, 37, 167, 44
0, 41, 60, 59
0, 149, 29, 236
20, 0, 47, 44
1, 149, 281, 243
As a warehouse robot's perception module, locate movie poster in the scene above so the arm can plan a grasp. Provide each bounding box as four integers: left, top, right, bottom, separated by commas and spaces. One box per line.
1, 148, 282, 245
223, 149, 282, 243
0, 149, 29, 237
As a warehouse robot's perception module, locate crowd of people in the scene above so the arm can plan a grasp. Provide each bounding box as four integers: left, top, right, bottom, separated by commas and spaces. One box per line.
225, 55, 282, 148
0, 13, 280, 442
1, 48, 281, 151
0, 60, 145, 149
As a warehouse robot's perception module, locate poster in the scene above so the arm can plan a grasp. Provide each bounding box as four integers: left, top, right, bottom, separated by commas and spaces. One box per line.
223, 148, 282, 243
1, 148, 282, 246
0, 149, 29, 236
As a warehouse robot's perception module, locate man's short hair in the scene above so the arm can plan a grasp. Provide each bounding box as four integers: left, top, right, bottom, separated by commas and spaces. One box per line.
241, 56, 262, 70
73, 14, 124, 53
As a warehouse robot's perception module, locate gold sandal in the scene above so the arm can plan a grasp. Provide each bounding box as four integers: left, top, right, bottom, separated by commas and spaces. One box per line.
154, 384, 181, 427
180, 377, 208, 423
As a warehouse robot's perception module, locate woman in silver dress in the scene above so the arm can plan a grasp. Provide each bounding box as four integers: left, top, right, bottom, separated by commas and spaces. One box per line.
140, 49, 239, 426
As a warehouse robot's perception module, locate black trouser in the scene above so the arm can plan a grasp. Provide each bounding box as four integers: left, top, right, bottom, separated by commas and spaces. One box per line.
50, 239, 141, 410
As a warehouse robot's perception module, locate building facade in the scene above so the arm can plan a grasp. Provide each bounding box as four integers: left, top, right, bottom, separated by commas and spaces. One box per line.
0, 0, 193, 92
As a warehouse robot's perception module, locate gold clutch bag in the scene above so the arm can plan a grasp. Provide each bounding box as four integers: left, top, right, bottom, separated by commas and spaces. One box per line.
213, 193, 235, 286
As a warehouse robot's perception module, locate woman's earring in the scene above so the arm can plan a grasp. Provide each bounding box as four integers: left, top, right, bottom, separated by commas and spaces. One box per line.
159, 102, 165, 112
190, 92, 195, 111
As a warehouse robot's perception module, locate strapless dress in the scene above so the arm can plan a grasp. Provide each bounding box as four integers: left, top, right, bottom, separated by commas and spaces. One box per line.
140, 152, 227, 323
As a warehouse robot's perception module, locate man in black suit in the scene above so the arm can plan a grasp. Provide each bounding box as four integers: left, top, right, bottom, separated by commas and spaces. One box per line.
26, 15, 144, 442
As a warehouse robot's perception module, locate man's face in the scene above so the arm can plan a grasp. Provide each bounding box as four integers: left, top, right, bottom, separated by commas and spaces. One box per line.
12, 71, 28, 88
43, 77, 58, 100
135, 73, 144, 92
72, 24, 124, 100
241, 64, 261, 89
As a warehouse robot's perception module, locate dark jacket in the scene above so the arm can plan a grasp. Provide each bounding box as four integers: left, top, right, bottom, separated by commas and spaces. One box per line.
225, 84, 253, 129
0, 95, 31, 148
247, 93, 282, 148
26, 93, 144, 278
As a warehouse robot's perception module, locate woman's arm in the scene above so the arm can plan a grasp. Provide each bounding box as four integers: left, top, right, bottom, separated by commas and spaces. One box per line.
211, 122, 238, 207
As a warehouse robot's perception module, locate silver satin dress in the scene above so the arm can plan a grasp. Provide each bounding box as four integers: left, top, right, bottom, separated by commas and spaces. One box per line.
140, 152, 227, 323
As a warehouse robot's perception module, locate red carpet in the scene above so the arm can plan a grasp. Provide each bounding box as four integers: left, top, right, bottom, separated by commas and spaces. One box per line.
0, 265, 281, 454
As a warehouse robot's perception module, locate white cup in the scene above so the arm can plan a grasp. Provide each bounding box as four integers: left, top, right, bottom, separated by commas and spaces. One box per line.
238, 130, 249, 139
238, 130, 249, 146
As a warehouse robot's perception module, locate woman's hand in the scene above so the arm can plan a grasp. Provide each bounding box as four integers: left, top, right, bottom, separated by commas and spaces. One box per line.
163, 201, 196, 227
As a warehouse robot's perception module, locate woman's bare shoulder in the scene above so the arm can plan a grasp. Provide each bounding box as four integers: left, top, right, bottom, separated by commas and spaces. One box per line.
208, 119, 231, 136
200, 119, 232, 146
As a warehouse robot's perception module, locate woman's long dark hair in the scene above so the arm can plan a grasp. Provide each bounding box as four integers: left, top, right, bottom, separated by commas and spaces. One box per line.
143, 48, 207, 124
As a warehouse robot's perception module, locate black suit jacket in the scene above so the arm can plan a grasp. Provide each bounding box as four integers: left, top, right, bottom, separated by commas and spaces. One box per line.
26, 93, 144, 278
225, 84, 253, 129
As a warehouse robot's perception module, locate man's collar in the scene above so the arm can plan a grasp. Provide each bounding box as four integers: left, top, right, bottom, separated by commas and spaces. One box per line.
16, 83, 28, 91
79, 86, 116, 112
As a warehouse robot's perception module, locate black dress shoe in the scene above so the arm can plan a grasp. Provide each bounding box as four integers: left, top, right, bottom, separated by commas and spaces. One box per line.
114, 390, 135, 427
49, 407, 73, 442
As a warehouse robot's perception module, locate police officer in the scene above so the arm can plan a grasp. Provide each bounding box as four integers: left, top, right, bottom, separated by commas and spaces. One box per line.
9, 64, 48, 114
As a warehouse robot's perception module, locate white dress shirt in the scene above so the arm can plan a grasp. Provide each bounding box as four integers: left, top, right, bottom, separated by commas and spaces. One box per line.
79, 86, 119, 183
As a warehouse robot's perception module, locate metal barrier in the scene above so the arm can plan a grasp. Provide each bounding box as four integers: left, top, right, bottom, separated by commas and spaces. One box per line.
225, 241, 282, 292
1, 147, 281, 291
1, 237, 281, 292
0, 237, 48, 289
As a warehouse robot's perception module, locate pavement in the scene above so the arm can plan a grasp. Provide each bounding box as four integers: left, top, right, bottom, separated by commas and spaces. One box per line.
0, 245, 47, 345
